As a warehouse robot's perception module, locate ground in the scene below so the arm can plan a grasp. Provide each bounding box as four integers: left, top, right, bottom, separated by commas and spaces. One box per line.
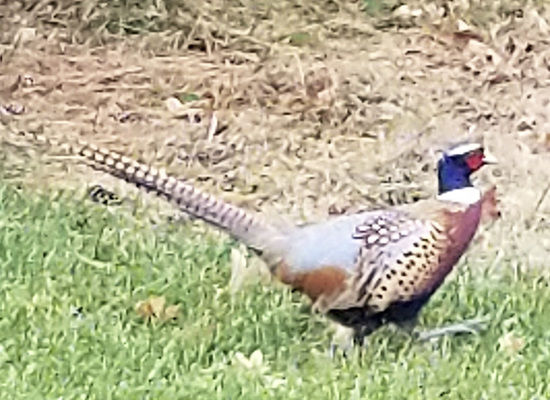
1, 1, 550, 399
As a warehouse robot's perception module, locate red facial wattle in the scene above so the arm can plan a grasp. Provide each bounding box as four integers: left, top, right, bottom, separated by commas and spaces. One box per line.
465, 151, 484, 171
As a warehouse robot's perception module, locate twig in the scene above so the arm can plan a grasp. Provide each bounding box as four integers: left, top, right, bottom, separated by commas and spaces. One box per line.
533, 183, 550, 215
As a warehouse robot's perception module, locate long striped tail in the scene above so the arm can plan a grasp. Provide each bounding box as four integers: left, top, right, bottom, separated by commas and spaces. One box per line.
4, 129, 287, 262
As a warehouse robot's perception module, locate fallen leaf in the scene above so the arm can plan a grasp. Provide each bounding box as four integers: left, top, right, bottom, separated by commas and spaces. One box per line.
457, 19, 472, 32
249, 349, 263, 367
164, 304, 181, 320
135, 295, 180, 322
164, 96, 184, 113
14, 27, 36, 44
149, 296, 166, 317
206, 112, 218, 141
498, 332, 525, 354
229, 245, 270, 294
234, 349, 265, 370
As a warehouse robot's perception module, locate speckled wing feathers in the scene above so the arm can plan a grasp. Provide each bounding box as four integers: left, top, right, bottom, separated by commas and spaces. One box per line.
354, 218, 447, 313
326, 208, 451, 316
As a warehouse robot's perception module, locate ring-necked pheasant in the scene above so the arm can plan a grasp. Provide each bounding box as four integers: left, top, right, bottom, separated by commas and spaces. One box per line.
4, 131, 498, 344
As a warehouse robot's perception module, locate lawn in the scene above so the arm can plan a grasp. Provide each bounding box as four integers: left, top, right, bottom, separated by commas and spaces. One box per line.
0, 183, 548, 399
1, 0, 550, 398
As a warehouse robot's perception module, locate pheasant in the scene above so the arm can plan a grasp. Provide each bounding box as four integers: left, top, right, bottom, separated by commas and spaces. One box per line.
4, 131, 497, 344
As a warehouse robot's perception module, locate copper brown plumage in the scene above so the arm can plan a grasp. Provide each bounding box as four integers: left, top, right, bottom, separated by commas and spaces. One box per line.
3, 129, 498, 345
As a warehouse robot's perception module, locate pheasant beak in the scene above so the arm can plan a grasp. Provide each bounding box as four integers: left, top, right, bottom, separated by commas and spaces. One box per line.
482, 150, 498, 165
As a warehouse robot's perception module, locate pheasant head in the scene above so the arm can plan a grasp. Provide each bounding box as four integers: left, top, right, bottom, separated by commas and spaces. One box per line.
437, 142, 497, 204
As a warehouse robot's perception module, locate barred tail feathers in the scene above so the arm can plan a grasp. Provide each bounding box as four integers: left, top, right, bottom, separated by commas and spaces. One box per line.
11, 130, 285, 258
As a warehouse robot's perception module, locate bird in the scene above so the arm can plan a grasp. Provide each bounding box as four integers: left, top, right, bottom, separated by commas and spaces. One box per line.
5, 130, 498, 345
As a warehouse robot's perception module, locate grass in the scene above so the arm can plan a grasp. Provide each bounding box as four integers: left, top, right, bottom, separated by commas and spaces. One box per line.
1, 0, 549, 397
0, 183, 549, 399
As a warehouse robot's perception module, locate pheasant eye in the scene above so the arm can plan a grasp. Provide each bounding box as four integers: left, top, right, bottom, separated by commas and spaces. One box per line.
465, 150, 484, 170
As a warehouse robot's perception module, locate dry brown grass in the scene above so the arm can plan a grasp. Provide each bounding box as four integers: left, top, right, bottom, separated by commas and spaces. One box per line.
1, 0, 550, 269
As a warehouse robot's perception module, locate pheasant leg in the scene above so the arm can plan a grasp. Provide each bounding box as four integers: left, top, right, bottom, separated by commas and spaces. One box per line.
415, 317, 488, 341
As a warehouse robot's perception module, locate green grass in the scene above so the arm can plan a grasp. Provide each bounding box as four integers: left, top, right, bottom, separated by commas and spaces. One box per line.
0, 183, 549, 399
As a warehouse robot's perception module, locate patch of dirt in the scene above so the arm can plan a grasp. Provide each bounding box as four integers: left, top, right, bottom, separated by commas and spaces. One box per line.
1, 1, 550, 268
